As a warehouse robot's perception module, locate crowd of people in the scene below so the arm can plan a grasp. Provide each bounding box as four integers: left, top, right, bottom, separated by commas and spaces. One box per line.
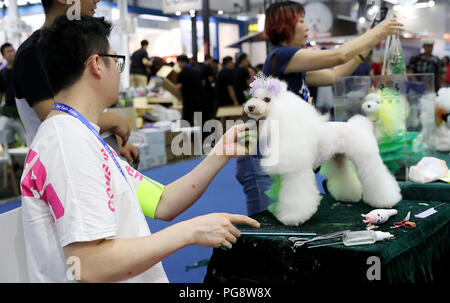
129, 41, 259, 125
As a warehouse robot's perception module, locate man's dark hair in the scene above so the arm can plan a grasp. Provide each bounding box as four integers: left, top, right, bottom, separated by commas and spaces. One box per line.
0, 43, 12, 56
237, 53, 248, 64
223, 56, 233, 66
177, 54, 189, 63
41, 0, 53, 14
38, 15, 112, 94
204, 54, 212, 61
141, 40, 149, 47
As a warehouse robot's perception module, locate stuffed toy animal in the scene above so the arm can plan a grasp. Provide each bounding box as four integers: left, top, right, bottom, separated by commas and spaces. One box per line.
361, 209, 398, 224
417, 88, 450, 152
244, 75, 402, 226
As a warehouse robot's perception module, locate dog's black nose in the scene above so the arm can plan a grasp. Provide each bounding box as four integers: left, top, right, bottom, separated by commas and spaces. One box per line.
247, 105, 255, 112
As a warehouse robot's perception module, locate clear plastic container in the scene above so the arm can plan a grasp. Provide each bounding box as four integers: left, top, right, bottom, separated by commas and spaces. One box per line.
342, 230, 393, 246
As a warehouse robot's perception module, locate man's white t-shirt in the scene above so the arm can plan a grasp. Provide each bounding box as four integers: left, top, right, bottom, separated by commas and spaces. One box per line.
21, 114, 168, 283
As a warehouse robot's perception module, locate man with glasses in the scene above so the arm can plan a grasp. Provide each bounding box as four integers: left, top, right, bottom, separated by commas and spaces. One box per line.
12, 0, 138, 164
21, 15, 259, 283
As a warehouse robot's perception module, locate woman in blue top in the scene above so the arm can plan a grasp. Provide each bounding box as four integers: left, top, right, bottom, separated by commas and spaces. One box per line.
236, 1, 403, 215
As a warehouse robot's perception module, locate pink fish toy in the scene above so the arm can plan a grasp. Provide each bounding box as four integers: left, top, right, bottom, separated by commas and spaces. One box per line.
361, 209, 398, 224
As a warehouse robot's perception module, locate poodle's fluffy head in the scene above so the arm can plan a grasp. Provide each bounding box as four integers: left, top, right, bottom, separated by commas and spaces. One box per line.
244, 73, 288, 120
436, 87, 450, 127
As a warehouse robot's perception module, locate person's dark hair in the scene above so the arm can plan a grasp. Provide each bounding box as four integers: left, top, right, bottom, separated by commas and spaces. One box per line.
38, 15, 113, 94
223, 56, 233, 66
237, 53, 248, 64
141, 40, 149, 47
204, 54, 212, 61
0, 43, 12, 56
41, 0, 53, 14
177, 54, 189, 63
265, 1, 305, 45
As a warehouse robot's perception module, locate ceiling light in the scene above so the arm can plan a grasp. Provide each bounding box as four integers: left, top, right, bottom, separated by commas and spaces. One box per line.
358, 17, 366, 24
175, 11, 181, 16
217, 10, 224, 15
428, 1, 435, 7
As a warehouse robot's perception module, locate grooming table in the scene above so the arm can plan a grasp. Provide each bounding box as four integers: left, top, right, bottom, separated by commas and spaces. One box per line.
204, 192, 449, 283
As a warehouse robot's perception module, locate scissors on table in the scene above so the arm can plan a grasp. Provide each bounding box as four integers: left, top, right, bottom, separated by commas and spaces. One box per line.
391, 211, 416, 229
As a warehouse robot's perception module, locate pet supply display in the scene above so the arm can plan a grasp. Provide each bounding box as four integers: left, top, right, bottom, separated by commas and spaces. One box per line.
244, 75, 401, 226
333, 74, 435, 180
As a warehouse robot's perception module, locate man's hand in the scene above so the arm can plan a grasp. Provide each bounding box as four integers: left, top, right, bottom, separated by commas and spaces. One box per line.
119, 142, 139, 164
211, 123, 258, 159
98, 112, 131, 146
183, 213, 260, 249
112, 117, 131, 147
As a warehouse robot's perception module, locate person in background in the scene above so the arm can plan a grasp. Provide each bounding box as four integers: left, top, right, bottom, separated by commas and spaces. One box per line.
217, 56, 239, 108
351, 51, 373, 76
12, 0, 138, 164
176, 54, 205, 126
408, 39, 441, 92
23, 15, 259, 282
441, 56, 449, 86
236, 1, 403, 216
233, 53, 252, 105
0, 43, 19, 118
253, 64, 264, 75
130, 39, 152, 89
200, 54, 216, 122
0, 43, 26, 145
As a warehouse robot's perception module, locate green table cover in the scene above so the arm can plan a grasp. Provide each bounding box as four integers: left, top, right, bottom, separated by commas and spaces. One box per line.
204, 196, 449, 283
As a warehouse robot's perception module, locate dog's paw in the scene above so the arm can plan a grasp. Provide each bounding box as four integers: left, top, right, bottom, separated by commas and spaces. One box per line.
363, 190, 402, 208
275, 206, 318, 226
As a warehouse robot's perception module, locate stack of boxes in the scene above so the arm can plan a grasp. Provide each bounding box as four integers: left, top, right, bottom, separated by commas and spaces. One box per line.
134, 128, 167, 171
133, 126, 202, 171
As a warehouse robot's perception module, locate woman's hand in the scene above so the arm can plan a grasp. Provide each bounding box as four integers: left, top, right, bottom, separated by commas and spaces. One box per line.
371, 18, 404, 40
183, 213, 260, 249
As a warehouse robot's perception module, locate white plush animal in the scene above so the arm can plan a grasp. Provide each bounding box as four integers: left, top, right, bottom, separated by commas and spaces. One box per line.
361, 93, 383, 139
418, 88, 450, 152
244, 75, 402, 226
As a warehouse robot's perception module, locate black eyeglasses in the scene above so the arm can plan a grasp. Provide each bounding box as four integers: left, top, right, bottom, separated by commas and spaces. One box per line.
84, 54, 126, 73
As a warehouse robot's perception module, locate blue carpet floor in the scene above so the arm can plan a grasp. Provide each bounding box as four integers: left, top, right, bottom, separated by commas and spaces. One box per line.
0, 157, 325, 283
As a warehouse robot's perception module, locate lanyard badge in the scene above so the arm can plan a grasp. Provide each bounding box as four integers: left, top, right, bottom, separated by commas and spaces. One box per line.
53, 103, 130, 186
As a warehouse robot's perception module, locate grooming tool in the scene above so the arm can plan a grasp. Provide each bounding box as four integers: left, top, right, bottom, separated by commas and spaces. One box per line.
415, 202, 447, 219
242, 232, 316, 237
309, 230, 394, 248
308, 241, 344, 248
291, 230, 351, 248
390, 211, 416, 229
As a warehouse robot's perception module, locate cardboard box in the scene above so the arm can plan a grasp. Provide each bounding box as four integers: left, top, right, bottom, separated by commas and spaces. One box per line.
138, 153, 167, 170
134, 128, 166, 145
107, 106, 137, 131
156, 65, 182, 101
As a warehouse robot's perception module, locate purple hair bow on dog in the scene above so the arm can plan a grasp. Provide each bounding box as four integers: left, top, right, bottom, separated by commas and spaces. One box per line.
249, 74, 285, 97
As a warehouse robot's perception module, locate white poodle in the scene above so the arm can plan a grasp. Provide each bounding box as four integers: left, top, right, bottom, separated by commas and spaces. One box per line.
418, 88, 450, 152
244, 75, 402, 226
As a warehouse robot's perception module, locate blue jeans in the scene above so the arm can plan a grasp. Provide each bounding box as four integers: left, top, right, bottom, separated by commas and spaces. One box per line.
236, 155, 274, 216
236, 155, 327, 216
